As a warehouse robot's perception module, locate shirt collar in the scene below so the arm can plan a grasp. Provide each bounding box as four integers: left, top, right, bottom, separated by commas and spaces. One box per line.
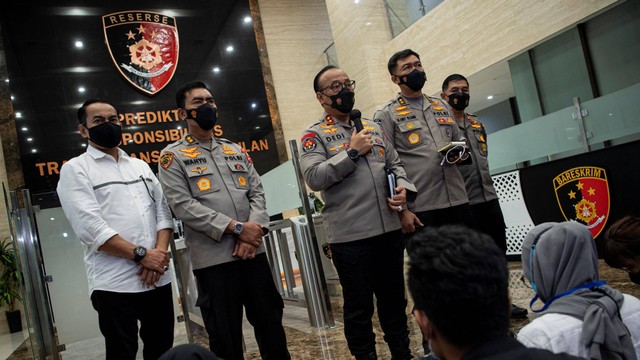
86, 145, 127, 161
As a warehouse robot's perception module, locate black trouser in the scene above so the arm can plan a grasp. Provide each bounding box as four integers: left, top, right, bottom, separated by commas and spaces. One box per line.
330, 230, 410, 357
91, 283, 175, 360
193, 253, 290, 360
468, 199, 507, 253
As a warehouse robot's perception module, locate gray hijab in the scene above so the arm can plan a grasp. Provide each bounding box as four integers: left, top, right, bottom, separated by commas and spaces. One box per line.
521, 221, 636, 360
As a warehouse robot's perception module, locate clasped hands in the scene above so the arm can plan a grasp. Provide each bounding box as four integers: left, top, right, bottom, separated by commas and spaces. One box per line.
233, 221, 264, 260
138, 248, 171, 287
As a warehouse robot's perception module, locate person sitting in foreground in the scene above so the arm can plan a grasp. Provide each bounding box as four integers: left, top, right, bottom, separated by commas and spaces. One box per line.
602, 215, 640, 285
518, 221, 640, 359
407, 225, 579, 360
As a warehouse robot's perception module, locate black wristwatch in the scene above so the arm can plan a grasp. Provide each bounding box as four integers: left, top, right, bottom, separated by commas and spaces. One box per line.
233, 221, 244, 235
347, 147, 359, 162
133, 246, 147, 263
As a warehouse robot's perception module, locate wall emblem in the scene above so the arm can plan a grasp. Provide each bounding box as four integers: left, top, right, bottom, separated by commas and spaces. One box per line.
554, 166, 610, 238
102, 11, 179, 95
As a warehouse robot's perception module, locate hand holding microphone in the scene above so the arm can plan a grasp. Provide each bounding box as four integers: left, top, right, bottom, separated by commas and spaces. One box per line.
349, 109, 373, 155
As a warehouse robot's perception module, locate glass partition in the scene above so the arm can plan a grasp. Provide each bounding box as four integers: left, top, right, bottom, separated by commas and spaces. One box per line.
488, 82, 640, 173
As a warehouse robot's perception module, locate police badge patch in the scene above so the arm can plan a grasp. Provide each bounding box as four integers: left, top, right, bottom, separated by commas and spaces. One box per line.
102, 11, 179, 95
554, 166, 610, 238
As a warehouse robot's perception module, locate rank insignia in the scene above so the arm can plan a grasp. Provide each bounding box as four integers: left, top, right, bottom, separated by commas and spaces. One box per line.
323, 127, 338, 134
185, 135, 195, 144
397, 97, 407, 105
554, 166, 610, 238
159, 153, 173, 169
431, 100, 440, 105
433, 106, 444, 111
395, 105, 408, 111
301, 132, 317, 153
329, 144, 344, 152
408, 132, 420, 145
196, 178, 211, 191
481, 143, 487, 153
102, 11, 179, 95
238, 176, 247, 187
438, 118, 446, 123
241, 148, 253, 163
365, 126, 376, 131
324, 114, 335, 125
379, 148, 385, 157
447, 118, 454, 123
191, 166, 207, 174
222, 144, 237, 155
396, 110, 411, 116
479, 134, 486, 143
179, 146, 202, 158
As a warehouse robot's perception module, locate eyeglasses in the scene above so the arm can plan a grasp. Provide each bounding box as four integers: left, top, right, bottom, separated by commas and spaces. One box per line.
319, 80, 356, 95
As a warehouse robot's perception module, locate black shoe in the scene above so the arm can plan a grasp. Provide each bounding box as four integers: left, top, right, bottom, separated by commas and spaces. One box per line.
511, 304, 528, 319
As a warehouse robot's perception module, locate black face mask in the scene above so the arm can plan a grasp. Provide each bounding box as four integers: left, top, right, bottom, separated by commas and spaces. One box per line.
398, 69, 427, 92
329, 88, 355, 114
447, 92, 470, 111
186, 103, 218, 130
88, 121, 122, 148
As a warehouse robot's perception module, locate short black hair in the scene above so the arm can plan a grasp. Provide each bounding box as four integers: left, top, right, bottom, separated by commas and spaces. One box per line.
77, 99, 117, 124
407, 225, 510, 347
602, 216, 640, 269
387, 49, 420, 75
313, 65, 338, 92
442, 74, 469, 92
175, 81, 212, 108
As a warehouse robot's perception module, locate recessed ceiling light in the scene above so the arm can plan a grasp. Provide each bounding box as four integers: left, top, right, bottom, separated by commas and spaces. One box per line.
487, 95, 494, 100
27, 137, 33, 142
21, 127, 27, 131
78, 87, 86, 93
31, 149, 37, 153
4, 79, 9, 83
15, 112, 22, 118
226, 45, 234, 53
251, 103, 257, 109
255, 126, 260, 129
243, 16, 252, 24
213, 67, 220, 73
10, 95, 14, 100
81, 143, 87, 147
75, 41, 84, 48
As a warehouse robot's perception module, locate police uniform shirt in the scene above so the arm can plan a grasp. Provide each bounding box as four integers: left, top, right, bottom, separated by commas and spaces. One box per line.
457, 114, 498, 205
374, 93, 469, 213
299, 113, 417, 244
158, 134, 268, 270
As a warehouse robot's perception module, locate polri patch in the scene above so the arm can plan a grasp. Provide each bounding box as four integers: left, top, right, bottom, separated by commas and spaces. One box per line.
408, 132, 420, 145
159, 153, 174, 169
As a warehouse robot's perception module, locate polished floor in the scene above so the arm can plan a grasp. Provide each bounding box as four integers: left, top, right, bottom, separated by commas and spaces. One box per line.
3, 260, 638, 359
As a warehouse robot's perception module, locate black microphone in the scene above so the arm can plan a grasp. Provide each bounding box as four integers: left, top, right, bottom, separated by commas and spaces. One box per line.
350, 109, 363, 133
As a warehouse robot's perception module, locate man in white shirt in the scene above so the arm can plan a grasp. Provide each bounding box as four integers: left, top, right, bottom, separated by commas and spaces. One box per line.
57, 99, 175, 360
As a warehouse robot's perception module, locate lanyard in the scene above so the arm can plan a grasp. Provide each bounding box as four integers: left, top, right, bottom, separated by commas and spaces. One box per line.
529, 280, 607, 313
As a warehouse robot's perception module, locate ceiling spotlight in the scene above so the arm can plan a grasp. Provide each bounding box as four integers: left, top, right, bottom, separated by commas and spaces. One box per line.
15, 112, 22, 118
81, 143, 87, 147
213, 67, 220, 73
487, 95, 494, 100
4, 79, 9, 83
10, 95, 14, 100
27, 137, 33, 142
31, 149, 37, 153
251, 103, 257, 109
243, 16, 252, 24
255, 126, 260, 130
226, 45, 234, 53
21, 127, 27, 131
78, 86, 86, 93
75, 40, 84, 48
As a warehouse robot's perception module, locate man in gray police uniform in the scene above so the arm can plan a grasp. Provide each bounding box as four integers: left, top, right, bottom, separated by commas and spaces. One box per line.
158, 81, 290, 360
374, 49, 473, 236
300, 65, 416, 360
441, 73, 527, 319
